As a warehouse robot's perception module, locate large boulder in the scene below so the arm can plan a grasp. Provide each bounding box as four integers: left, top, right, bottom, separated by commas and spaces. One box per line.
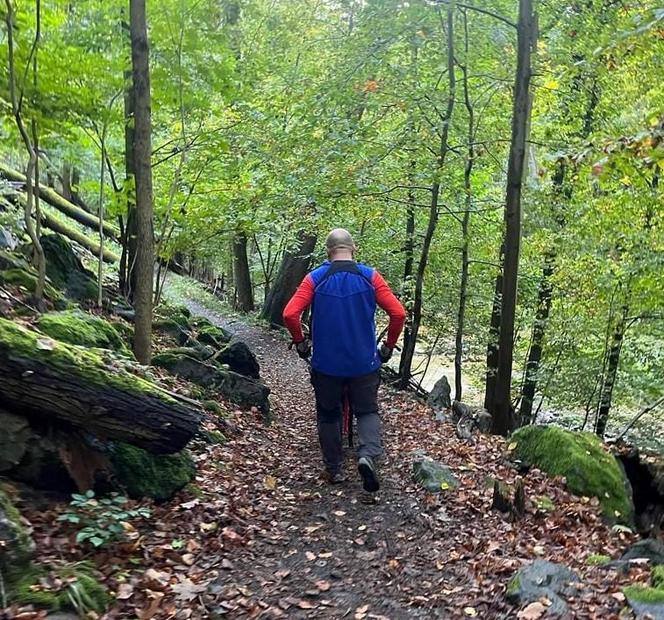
428, 376, 451, 412
509, 425, 633, 524
0, 486, 35, 572
622, 539, 664, 565
110, 443, 195, 501
37, 310, 131, 354
0, 226, 17, 250
507, 560, 579, 616
216, 340, 260, 379
153, 348, 270, 413
0, 410, 32, 471
412, 457, 460, 492
40, 234, 97, 301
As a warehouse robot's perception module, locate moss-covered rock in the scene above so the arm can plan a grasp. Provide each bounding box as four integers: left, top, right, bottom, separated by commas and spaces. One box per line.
412, 458, 460, 492
0, 248, 30, 271
197, 323, 231, 347
0, 486, 35, 571
40, 234, 98, 302
8, 562, 109, 613
110, 443, 195, 501
153, 318, 190, 345
156, 303, 191, 322
0, 268, 65, 305
624, 568, 664, 619
510, 425, 633, 523
37, 310, 130, 354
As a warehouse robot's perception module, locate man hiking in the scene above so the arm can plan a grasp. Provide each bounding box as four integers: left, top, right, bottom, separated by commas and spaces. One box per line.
283, 228, 406, 492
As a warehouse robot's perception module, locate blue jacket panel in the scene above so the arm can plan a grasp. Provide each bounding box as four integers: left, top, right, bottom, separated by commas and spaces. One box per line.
310, 261, 380, 377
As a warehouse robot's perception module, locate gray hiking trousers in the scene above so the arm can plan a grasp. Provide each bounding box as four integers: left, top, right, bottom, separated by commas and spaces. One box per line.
310, 369, 382, 474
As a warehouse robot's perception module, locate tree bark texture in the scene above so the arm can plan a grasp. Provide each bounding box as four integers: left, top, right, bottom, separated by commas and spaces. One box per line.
519, 251, 554, 424
490, 0, 536, 435
130, 0, 154, 365
233, 231, 255, 312
260, 231, 316, 327
0, 322, 201, 453
398, 4, 456, 389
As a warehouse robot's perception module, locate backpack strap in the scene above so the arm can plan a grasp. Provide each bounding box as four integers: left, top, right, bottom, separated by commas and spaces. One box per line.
313, 261, 373, 293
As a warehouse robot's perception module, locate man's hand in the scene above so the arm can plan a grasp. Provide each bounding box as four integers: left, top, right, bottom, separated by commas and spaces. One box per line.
295, 338, 312, 360
378, 342, 393, 364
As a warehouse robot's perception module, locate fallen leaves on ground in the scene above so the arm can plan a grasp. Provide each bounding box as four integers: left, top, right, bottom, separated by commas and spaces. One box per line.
15, 303, 648, 619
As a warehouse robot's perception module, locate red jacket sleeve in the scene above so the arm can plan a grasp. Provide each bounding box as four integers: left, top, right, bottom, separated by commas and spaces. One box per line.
372, 271, 406, 349
282, 274, 315, 343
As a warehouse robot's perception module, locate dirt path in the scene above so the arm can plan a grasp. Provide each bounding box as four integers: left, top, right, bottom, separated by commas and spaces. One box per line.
175, 300, 634, 620
179, 301, 467, 619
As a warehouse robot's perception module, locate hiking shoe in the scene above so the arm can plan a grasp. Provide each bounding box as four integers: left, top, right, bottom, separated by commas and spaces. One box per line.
358, 456, 379, 493
323, 470, 346, 484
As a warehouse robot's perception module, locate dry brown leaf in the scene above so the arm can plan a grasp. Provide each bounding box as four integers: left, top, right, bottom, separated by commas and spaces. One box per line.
116, 583, 134, 600
517, 602, 547, 619
315, 579, 331, 592
170, 578, 207, 602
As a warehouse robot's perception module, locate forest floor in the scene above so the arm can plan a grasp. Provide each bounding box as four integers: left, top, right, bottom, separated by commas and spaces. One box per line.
14, 290, 652, 620
137, 293, 647, 619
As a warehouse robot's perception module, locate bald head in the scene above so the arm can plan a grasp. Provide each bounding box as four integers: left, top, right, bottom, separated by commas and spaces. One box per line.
325, 228, 356, 260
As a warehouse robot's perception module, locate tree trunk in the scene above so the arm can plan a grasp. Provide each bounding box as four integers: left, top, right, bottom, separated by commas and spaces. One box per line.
398, 4, 456, 389
398, 158, 416, 383
260, 231, 316, 327
490, 0, 536, 435
455, 20, 474, 403
519, 251, 554, 424
4, 0, 46, 308
130, 0, 154, 365
233, 231, 254, 312
483, 253, 503, 411
595, 303, 628, 437
0, 164, 121, 241
0, 319, 201, 454
122, 14, 137, 298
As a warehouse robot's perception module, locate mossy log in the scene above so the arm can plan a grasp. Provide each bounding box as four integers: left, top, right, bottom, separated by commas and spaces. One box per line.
40, 208, 119, 263
0, 319, 202, 453
0, 163, 120, 241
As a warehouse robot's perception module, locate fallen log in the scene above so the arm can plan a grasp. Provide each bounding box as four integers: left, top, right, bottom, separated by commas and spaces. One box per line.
9, 193, 119, 262
40, 208, 119, 263
0, 163, 120, 241
0, 319, 202, 454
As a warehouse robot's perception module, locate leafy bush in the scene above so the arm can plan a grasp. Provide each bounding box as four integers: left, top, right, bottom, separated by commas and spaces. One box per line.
57, 490, 150, 548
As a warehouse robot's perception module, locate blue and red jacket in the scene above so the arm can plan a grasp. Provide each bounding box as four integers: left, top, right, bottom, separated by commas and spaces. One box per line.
283, 260, 406, 377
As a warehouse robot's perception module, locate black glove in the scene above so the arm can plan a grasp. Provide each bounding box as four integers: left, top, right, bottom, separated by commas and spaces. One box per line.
295, 338, 312, 360
378, 342, 393, 364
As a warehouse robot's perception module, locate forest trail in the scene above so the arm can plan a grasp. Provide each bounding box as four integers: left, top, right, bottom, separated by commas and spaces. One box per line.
178, 299, 464, 618
171, 299, 633, 619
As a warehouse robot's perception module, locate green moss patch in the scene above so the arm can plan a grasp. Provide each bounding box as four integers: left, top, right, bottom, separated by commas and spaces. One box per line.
8, 561, 109, 613
111, 443, 195, 501
510, 425, 633, 523
0, 318, 178, 404
624, 584, 664, 604
586, 554, 611, 566
37, 310, 130, 354
653, 566, 664, 588
0, 487, 34, 570
0, 268, 64, 305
